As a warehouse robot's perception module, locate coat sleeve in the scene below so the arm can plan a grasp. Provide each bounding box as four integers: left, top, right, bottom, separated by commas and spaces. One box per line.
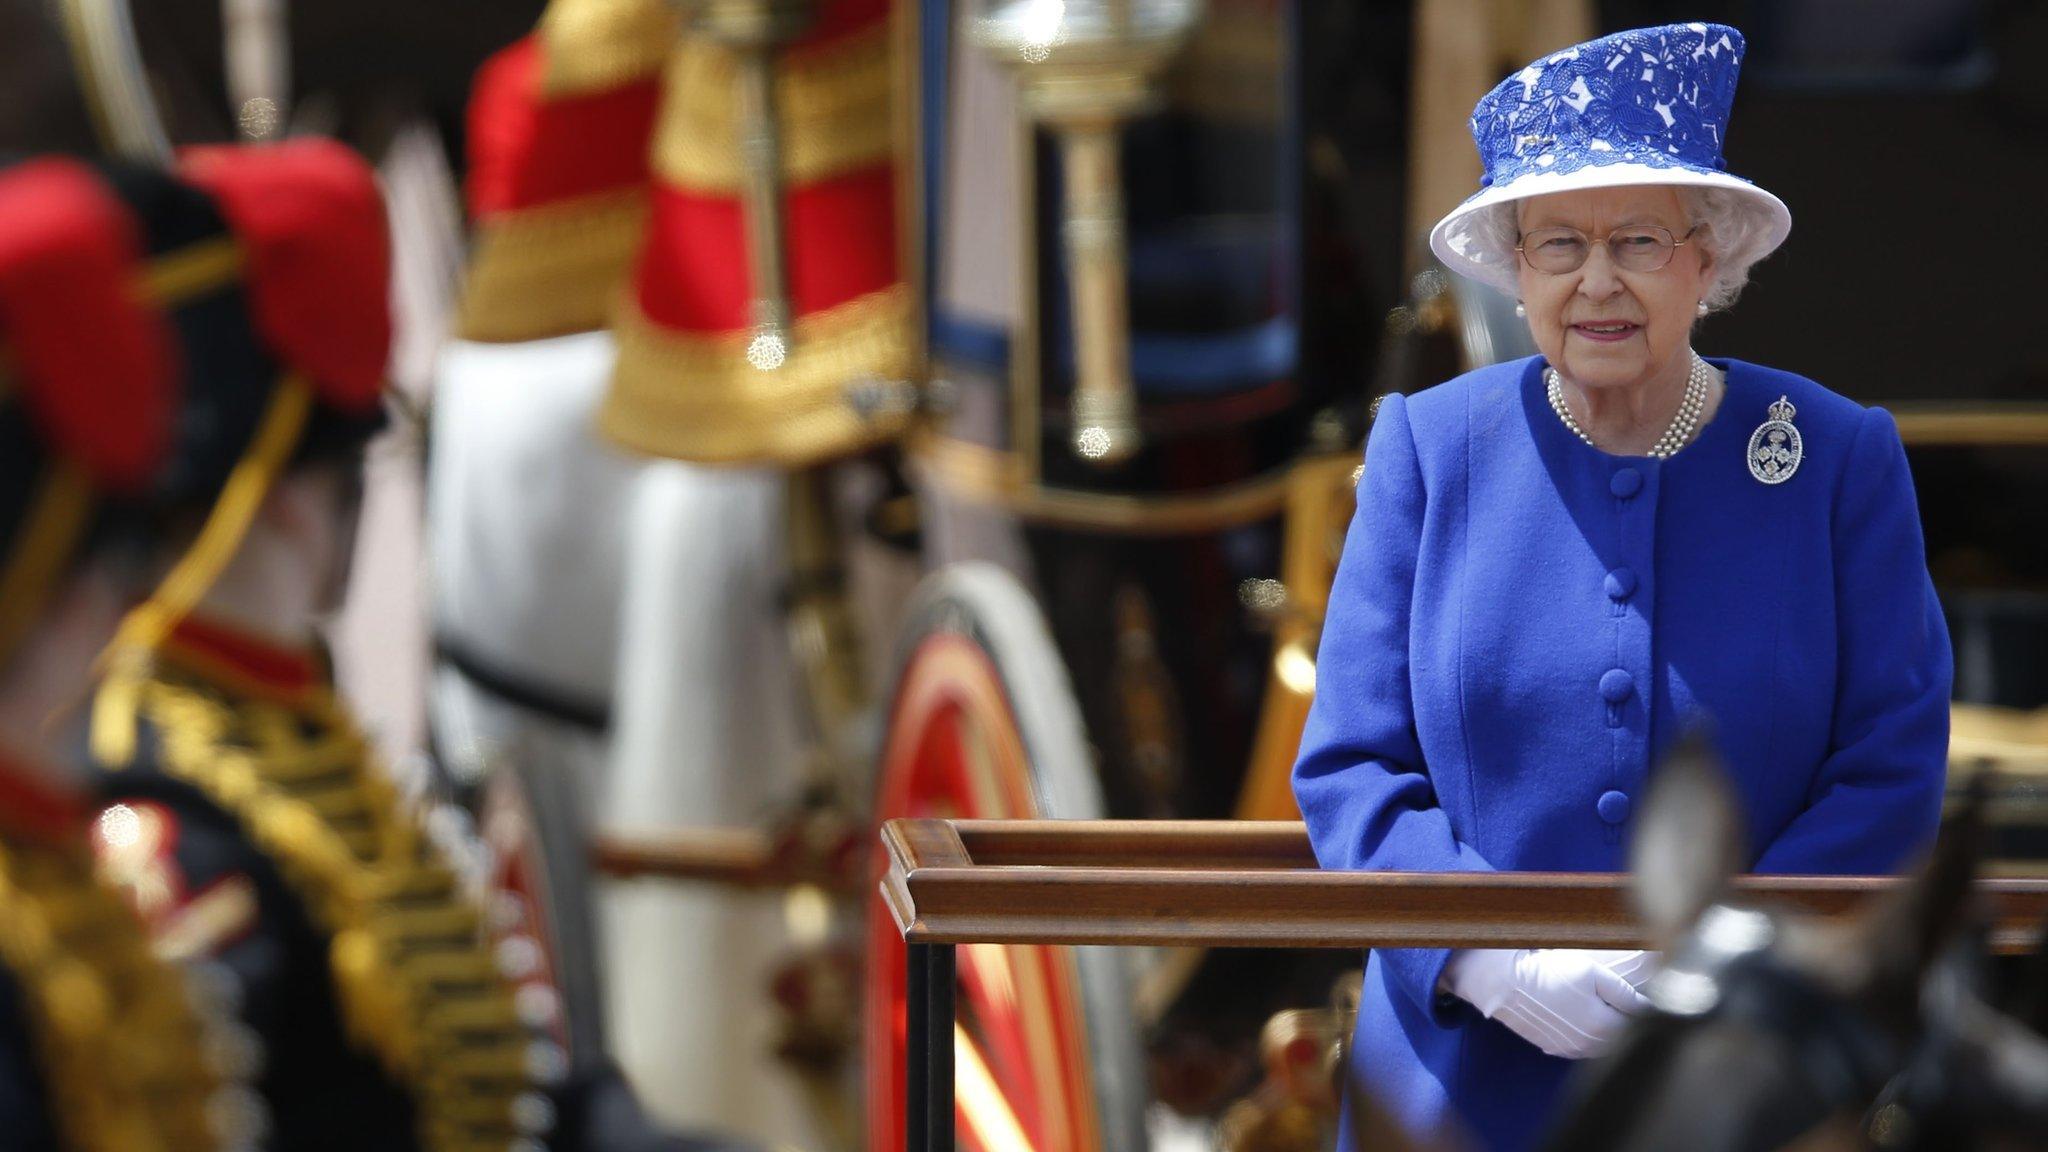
1753, 406, 1951, 875
1293, 392, 1493, 1024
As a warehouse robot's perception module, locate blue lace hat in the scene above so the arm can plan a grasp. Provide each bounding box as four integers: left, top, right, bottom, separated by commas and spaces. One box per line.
1430, 22, 1791, 294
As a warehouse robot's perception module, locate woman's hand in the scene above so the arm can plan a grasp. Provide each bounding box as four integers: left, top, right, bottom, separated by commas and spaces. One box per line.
1441, 949, 1657, 1059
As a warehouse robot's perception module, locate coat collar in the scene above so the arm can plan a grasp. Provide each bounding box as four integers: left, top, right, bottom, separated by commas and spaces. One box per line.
155, 612, 326, 708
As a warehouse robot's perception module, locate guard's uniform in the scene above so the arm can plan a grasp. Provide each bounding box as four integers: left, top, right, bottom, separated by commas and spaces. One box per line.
0, 761, 234, 1152
600, 0, 913, 465
94, 617, 555, 1152
80, 141, 560, 1152
91, 617, 727, 1152
0, 156, 253, 1152
434, 5, 818, 1139
588, 4, 912, 1138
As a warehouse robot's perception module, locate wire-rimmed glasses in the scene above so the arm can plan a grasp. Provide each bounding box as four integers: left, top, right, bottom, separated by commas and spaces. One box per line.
1516, 224, 1703, 275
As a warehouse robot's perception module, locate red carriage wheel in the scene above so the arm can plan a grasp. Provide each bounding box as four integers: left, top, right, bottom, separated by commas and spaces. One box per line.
865, 564, 1147, 1152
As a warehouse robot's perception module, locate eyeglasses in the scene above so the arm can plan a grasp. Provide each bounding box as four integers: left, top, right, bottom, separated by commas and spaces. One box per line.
1516, 224, 1702, 275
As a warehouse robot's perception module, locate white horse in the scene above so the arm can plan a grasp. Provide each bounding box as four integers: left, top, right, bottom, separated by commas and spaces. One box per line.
429, 327, 821, 1147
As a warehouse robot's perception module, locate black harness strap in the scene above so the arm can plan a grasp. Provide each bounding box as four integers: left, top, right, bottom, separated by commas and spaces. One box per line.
434, 632, 612, 734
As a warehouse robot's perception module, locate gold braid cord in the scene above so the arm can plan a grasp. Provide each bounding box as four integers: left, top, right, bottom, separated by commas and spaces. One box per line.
602, 283, 917, 465
0, 833, 224, 1152
94, 660, 549, 1152
0, 461, 94, 671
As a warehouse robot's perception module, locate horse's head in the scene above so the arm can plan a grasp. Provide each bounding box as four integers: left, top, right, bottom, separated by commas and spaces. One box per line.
1852, 843, 2048, 1152
1861, 933, 2048, 1152
1539, 733, 1990, 1152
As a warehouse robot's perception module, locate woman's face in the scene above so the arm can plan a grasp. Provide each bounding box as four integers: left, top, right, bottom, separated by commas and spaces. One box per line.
1515, 186, 1714, 393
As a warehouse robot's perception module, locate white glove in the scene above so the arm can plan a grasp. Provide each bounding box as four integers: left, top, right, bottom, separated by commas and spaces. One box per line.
1600, 949, 1660, 992
1441, 949, 1658, 1060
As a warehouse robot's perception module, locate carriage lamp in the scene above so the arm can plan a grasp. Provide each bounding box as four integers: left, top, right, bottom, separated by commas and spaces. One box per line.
970, 0, 1205, 465
676, 0, 818, 368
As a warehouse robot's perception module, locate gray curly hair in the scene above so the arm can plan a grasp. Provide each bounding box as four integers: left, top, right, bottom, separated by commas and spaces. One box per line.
1466, 186, 1778, 314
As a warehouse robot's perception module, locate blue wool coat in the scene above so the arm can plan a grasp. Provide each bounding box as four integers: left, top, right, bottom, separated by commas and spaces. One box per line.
1293, 355, 1952, 1152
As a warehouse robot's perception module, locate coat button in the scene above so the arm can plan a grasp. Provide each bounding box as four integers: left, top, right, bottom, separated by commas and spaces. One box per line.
1604, 567, 1637, 601
1597, 789, 1632, 825
1610, 468, 1642, 498
1599, 668, 1634, 703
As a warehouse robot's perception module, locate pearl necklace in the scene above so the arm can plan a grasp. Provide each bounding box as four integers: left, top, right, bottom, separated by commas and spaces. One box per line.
1546, 355, 1711, 459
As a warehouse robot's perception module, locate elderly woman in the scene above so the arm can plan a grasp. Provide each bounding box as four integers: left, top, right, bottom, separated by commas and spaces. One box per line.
1292, 22, 1951, 1152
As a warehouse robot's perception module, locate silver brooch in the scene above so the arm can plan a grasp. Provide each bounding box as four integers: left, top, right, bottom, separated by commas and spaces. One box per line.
1747, 395, 1803, 485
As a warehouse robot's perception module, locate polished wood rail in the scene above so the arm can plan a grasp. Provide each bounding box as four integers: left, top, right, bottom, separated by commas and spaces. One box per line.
879, 818, 2048, 953
882, 818, 2048, 1151
592, 826, 862, 892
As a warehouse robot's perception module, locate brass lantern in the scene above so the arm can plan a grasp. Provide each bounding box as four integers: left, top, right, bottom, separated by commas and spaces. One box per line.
969, 0, 1203, 465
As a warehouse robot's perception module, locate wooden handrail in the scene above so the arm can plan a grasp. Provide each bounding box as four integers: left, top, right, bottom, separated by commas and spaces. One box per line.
593, 826, 862, 892
880, 818, 2048, 953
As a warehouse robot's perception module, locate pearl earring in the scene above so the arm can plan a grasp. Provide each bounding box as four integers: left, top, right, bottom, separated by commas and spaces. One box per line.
1697, 300, 1709, 317
1515, 301, 1527, 318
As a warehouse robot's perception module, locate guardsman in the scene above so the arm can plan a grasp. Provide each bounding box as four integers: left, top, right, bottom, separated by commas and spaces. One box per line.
82, 140, 564, 1152
435, 1, 831, 1140
0, 156, 254, 1152
588, 0, 915, 1139
89, 138, 754, 1152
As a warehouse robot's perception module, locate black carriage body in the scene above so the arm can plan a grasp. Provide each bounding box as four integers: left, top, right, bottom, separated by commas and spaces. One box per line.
918, 0, 1411, 498
1602, 1, 2048, 860
915, 0, 1413, 815
908, 0, 1414, 1121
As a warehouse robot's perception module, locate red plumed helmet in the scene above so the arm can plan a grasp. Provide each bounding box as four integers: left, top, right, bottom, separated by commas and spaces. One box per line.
178, 139, 392, 414
0, 157, 178, 493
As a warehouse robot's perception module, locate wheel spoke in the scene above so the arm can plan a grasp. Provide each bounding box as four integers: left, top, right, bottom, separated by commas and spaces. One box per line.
869, 568, 1146, 1152
956, 1024, 1039, 1152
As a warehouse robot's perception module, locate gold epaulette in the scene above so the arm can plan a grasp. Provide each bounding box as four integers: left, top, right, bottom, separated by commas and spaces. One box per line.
0, 832, 225, 1152
93, 661, 553, 1152
600, 282, 917, 466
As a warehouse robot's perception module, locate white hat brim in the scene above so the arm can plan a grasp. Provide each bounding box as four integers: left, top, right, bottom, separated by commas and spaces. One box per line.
1428, 162, 1792, 296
